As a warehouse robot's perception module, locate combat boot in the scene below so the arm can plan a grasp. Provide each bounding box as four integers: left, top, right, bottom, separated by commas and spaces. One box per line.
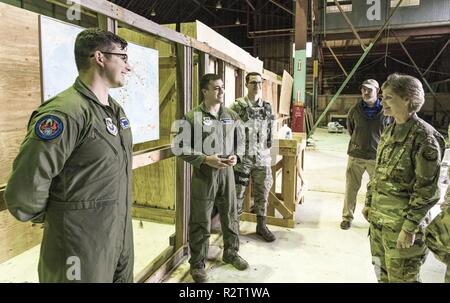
256, 216, 276, 242
223, 253, 249, 270
190, 267, 208, 283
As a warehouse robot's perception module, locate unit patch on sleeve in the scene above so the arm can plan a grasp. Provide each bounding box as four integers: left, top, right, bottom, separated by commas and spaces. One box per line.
119, 117, 130, 129
35, 115, 64, 140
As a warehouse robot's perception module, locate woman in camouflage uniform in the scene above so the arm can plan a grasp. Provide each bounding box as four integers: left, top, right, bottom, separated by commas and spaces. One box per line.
363, 73, 445, 282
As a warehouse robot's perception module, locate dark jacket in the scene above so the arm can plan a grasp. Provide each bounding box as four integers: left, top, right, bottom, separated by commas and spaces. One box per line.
346, 100, 391, 160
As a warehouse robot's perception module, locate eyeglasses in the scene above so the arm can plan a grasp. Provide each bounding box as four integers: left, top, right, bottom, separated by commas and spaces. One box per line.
248, 81, 262, 86
90, 51, 128, 63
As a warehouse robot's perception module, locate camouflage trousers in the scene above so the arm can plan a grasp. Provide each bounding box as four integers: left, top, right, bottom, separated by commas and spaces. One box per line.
425, 206, 450, 283
343, 156, 375, 222
369, 223, 428, 282
234, 161, 273, 217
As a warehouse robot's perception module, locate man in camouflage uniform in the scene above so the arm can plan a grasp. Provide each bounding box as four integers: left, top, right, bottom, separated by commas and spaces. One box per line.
363, 73, 445, 282
175, 73, 248, 283
230, 72, 276, 242
4, 29, 134, 282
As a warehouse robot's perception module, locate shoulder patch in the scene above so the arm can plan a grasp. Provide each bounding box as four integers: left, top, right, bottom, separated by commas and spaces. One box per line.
35, 115, 64, 140
422, 139, 439, 162
119, 117, 130, 129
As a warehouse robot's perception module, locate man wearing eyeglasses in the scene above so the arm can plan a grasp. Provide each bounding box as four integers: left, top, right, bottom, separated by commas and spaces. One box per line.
340, 79, 391, 230
4, 28, 134, 282
230, 72, 276, 242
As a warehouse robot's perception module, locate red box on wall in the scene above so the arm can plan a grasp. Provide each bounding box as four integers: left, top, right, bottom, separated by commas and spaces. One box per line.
291, 103, 304, 132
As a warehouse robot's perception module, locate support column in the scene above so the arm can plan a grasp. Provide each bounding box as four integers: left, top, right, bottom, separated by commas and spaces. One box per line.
293, 0, 308, 105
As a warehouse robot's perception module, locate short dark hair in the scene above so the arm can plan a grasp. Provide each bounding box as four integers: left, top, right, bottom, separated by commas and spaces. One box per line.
200, 73, 222, 100
74, 28, 128, 71
245, 72, 261, 84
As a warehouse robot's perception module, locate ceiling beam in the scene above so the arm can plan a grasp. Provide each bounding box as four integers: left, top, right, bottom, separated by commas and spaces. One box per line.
321, 26, 450, 41
246, 0, 255, 11
268, 0, 294, 15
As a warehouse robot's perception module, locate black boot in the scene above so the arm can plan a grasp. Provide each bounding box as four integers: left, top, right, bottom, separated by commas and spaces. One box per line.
256, 216, 276, 242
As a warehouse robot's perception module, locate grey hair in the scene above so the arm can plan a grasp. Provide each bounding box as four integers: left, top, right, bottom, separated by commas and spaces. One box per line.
381, 73, 425, 113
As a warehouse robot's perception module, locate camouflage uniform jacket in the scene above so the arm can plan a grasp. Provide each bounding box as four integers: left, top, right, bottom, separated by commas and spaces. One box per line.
366, 114, 445, 234
230, 96, 274, 167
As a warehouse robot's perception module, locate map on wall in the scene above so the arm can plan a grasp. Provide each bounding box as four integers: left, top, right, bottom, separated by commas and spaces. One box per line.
40, 16, 159, 143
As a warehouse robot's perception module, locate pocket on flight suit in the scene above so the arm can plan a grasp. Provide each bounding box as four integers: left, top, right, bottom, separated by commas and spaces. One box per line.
49, 199, 119, 281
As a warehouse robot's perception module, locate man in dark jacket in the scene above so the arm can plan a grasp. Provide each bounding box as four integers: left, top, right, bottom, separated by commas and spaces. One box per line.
4, 28, 134, 282
340, 79, 391, 230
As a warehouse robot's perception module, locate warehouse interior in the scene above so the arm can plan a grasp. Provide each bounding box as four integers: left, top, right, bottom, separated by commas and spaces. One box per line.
0, 0, 449, 283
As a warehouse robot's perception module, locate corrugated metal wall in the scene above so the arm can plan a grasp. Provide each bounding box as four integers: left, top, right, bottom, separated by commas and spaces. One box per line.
255, 36, 293, 75
319, 0, 450, 32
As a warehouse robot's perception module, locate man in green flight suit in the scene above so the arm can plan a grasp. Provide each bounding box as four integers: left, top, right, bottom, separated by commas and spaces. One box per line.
174, 73, 248, 283
230, 72, 276, 242
4, 28, 134, 282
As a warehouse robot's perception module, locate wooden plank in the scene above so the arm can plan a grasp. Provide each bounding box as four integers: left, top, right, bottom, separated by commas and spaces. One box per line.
159, 72, 176, 105
189, 38, 246, 71
159, 56, 176, 69
272, 83, 279, 114
175, 44, 191, 250
0, 210, 43, 263
282, 156, 297, 212
0, 3, 41, 185
140, 246, 187, 283
134, 245, 176, 283
240, 212, 295, 228
263, 79, 273, 105
0, 185, 6, 212
268, 191, 293, 219
132, 205, 176, 225
159, 86, 176, 114
132, 145, 174, 169
81, 0, 190, 46
279, 70, 294, 115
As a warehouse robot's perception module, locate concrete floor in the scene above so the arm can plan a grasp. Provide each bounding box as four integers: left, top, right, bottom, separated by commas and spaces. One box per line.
163, 128, 447, 283
0, 128, 445, 283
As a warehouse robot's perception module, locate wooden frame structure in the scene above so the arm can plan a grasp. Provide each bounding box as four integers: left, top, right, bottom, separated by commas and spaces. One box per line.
0, 0, 285, 283
241, 133, 306, 228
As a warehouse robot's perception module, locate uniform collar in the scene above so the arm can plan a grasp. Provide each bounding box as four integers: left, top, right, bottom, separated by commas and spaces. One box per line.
199, 102, 224, 118
73, 77, 117, 109
389, 114, 418, 143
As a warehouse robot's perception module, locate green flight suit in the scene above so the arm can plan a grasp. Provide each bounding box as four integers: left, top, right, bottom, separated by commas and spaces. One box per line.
229, 97, 274, 216
177, 103, 243, 269
366, 114, 445, 282
4, 77, 134, 283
